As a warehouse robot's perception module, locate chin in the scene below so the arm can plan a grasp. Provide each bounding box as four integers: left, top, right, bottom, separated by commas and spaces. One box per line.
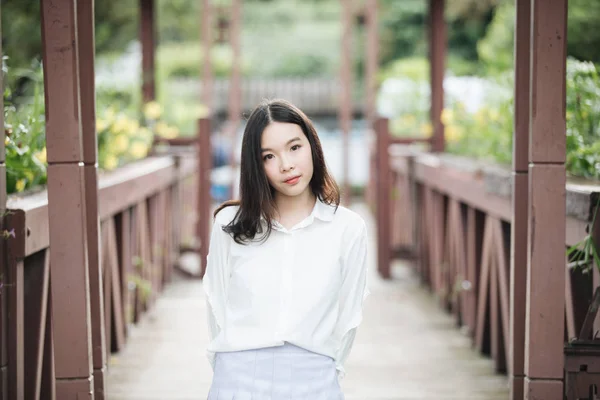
279, 183, 310, 198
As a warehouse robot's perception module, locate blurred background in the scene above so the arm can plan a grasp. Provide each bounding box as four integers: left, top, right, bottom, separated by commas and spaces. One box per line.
3, 0, 600, 199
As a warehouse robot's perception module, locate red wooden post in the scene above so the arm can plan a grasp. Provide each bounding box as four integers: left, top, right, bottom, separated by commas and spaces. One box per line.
77, 0, 108, 397
140, 0, 156, 103
376, 118, 391, 279
365, 0, 378, 125
40, 0, 95, 396
4, 211, 24, 400
429, 0, 446, 152
197, 118, 212, 278
524, 1, 567, 398
0, 1, 4, 215
0, 6, 7, 397
228, 0, 242, 198
202, 0, 214, 112
364, 0, 378, 210
339, 0, 353, 204
509, 0, 531, 398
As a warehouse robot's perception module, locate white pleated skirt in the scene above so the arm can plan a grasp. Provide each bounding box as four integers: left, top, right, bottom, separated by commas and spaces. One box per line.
207, 342, 345, 400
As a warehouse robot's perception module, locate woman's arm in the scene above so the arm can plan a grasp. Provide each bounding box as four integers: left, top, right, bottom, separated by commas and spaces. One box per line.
334, 221, 370, 379
203, 218, 231, 369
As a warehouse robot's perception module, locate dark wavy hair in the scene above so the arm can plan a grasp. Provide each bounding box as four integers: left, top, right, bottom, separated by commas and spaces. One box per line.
214, 99, 340, 244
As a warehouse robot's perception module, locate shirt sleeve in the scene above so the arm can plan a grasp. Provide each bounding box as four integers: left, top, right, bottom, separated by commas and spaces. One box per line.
203, 217, 231, 370
334, 220, 370, 379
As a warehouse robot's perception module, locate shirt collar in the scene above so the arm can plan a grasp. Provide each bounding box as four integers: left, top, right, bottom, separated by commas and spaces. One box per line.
312, 197, 336, 222
262, 197, 337, 230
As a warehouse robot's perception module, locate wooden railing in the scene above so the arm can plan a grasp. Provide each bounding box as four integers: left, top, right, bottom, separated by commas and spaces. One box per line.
170, 77, 364, 116
375, 118, 600, 396
1, 151, 199, 398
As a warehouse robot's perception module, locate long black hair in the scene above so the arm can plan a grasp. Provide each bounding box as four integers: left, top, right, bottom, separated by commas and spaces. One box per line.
214, 99, 340, 244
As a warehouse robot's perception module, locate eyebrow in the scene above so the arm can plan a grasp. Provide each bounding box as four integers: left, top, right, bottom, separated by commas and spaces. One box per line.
261, 137, 301, 153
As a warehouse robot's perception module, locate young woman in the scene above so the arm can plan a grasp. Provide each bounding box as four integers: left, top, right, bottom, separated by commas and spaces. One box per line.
204, 99, 369, 399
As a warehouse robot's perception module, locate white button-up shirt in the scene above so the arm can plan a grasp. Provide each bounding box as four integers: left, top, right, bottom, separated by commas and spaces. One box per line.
203, 198, 369, 379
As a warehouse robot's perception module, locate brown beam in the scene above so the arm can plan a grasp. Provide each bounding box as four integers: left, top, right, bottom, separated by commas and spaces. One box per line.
524, 0, 567, 398
77, 0, 107, 397
228, 0, 242, 198
228, 0, 242, 128
0, 7, 7, 398
339, 0, 353, 203
376, 118, 391, 279
365, 0, 378, 125
140, 0, 156, 103
509, 1, 531, 398
202, 0, 214, 113
197, 118, 212, 278
40, 0, 94, 396
429, 0, 446, 152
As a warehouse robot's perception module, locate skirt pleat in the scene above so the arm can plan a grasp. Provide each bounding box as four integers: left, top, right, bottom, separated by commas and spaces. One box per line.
207, 342, 344, 400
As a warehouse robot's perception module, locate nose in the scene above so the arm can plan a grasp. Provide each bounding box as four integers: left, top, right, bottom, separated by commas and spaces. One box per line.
279, 155, 295, 172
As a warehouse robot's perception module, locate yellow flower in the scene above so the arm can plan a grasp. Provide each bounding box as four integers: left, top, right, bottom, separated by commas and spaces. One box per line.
104, 155, 119, 170
114, 135, 129, 153
155, 121, 177, 138
143, 101, 162, 120
96, 118, 108, 132
104, 107, 116, 121
196, 104, 210, 119
130, 142, 149, 159
15, 179, 26, 192
139, 127, 153, 141
126, 119, 140, 135
158, 125, 179, 139
421, 122, 433, 137
445, 125, 463, 143
25, 170, 35, 181
403, 114, 416, 126
475, 109, 487, 125
441, 108, 453, 125
34, 147, 47, 164
489, 109, 499, 122
112, 116, 130, 134
4, 137, 9, 146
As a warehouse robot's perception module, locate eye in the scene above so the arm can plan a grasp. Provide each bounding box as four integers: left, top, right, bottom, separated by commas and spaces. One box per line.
263, 154, 274, 161
291, 144, 301, 151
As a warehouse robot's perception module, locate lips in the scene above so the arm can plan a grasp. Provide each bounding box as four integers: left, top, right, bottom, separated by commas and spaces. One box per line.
284, 175, 301, 184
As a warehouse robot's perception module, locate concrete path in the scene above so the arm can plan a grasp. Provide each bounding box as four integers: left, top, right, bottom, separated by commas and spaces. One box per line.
106, 203, 509, 399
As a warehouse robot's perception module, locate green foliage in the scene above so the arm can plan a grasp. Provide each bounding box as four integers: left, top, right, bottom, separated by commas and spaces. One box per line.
378, 0, 428, 64
567, 0, 600, 65
2, 0, 43, 71
157, 43, 245, 79
444, 76, 514, 165
567, 197, 600, 274
94, 0, 139, 55
378, 0, 496, 67
442, 59, 600, 180
95, 107, 154, 171
565, 59, 600, 179
157, 0, 201, 42
477, 0, 600, 76
476, 1, 515, 75
2, 62, 178, 195
3, 0, 138, 69
3, 65, 47, 194
378, 55, 479, 83
242, 0, 341, 77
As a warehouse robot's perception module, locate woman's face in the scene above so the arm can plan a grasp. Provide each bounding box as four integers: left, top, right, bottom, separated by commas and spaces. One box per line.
260, 121, 314, 200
